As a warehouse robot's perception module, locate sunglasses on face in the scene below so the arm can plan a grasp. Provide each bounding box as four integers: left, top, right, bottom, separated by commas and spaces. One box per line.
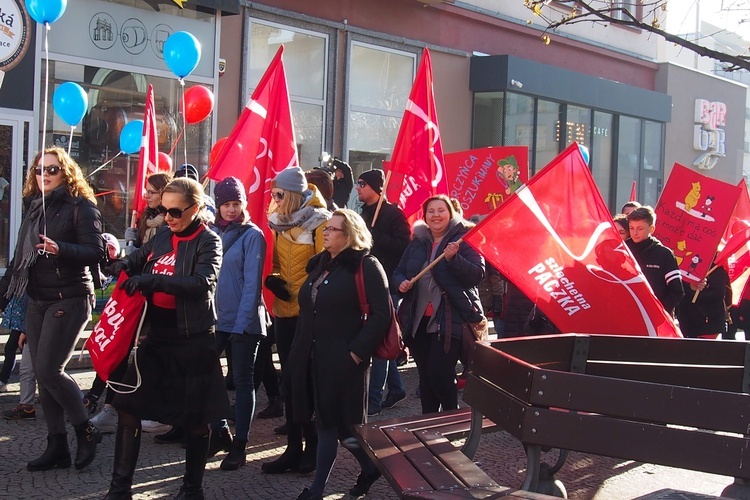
357, 180, 367, 188
271, 191, 284, 201
158, 203, 197, 219
35, 166, 61, 176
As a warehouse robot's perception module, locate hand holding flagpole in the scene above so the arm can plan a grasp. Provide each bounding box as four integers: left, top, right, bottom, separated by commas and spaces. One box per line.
405, 238, 463, 287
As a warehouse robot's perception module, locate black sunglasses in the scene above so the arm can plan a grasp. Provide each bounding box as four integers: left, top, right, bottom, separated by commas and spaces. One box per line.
158, 203, 197, 219
357, 180, 367, 188
34, 166, 61, 176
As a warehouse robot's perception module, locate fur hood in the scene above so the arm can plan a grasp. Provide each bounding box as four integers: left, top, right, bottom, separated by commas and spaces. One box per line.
411, 217, 475, 242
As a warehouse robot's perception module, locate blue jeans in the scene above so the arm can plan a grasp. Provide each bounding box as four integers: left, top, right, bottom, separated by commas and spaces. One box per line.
211, 332, 262, 441
368, 358, 406, 411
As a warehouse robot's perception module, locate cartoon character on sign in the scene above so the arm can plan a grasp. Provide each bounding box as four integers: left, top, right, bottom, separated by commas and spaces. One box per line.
688, 254, 702, 276
674, 240, 693, 266
496, 156, 522, 195
684, 182, 701, 212
700, 196, 715, 218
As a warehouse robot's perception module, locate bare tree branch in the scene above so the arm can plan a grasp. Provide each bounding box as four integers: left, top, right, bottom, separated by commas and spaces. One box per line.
524, 0, 750, 72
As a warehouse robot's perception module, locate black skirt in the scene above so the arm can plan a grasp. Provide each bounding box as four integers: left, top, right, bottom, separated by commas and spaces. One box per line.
113, 306, 231, 428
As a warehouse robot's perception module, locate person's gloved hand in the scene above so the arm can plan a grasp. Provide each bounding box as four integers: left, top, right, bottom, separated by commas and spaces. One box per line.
264, 275, 291, 301
103, 260, 128, 278
120, 275, 156, 296
124, 244, 137, 256
123, 227, 138, 244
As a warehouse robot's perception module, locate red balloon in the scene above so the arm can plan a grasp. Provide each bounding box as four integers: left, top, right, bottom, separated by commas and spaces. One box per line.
210, 137, 229, 166
158, 152, 173, 171
182, 85, 214, 124
732, 219, 750, 235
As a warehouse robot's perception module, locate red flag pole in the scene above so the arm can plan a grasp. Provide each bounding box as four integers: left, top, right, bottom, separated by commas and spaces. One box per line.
630, 180, 637, 202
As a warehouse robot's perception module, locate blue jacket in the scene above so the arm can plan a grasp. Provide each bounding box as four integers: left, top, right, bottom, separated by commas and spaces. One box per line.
393, 219, 485, 341
214, 220, 268, 336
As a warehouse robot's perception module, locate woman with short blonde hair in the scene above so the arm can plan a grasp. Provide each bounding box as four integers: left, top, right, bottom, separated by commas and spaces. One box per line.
332, 208, 372, 252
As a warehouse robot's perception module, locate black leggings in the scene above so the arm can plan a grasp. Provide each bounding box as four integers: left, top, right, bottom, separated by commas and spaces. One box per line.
410, 317, 462, 414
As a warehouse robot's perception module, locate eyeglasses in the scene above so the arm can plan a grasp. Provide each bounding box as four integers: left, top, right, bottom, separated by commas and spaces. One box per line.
271, 191, 284, 201
356, 180, 367, 188
34, 166, 61, 176
322, 226, 345, 234
158, 203, 197, 219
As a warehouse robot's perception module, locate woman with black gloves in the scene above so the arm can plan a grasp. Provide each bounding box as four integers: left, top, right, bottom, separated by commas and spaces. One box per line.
0, 147, 105, 471
394, 194, 485, 414
102, 177, 229, 500
290, 209, 389, 500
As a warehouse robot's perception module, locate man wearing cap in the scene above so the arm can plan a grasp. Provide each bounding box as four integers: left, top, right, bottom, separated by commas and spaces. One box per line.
332, 159, 354, 209
356, 169, 411, 415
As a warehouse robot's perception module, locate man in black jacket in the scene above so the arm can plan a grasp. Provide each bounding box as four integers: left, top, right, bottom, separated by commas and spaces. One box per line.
357, 169, 411, 415
332, 158, 354, 209
626, 206, 684, 317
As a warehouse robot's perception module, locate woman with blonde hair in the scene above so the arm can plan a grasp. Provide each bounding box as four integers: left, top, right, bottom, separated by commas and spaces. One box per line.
0, 146, 105, 471
290, 209, 390, 499
262, 166, 330, 475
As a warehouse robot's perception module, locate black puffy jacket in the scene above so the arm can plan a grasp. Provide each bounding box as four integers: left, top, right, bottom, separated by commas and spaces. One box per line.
122, 220, 221, 336
1, 190, 105, 302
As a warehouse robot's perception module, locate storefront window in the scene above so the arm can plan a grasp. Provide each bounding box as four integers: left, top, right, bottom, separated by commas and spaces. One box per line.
565, 105, 591, 148
535, 99, 561, 174
592, 112, 613, 204
616, 116, 641, 209
40, 61, 212, 238
347, 42, 416, 180
642, 120, 664, 207
248, 20, 328, 170
472, 92, 504, 148
504, 93, 534, 149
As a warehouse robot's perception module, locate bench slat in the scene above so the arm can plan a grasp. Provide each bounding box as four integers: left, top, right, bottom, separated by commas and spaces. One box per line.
463, 375, 529, 442
404, 486, 561, 498
529, 366, 750, 434
384, 426, 467, 490
356, 423, 434, 495
415, 429, 500, 489
585, 362, 745, 393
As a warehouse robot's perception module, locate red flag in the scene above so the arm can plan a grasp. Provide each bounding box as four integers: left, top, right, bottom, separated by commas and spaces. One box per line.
717, 182, 750, 304
206, 46, 298, 312
86, 273, 147, 382
464, 143, 680, 337
630, 180, 637, 202
653, 164, 741, 284
132, 84, 159, 220
384, 48, 448, 218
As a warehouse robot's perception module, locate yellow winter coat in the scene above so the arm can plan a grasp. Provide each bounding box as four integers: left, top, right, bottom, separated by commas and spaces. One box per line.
269, 187, 329, 317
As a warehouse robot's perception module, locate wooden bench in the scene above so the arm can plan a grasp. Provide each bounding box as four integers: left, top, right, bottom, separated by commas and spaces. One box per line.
355, 406, 556, 498
462, 334, 750, 497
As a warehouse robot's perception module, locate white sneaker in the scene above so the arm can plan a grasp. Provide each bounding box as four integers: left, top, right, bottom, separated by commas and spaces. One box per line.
0, 382, 8, 392
91, 405, 118, 434
141, 420, 170, 433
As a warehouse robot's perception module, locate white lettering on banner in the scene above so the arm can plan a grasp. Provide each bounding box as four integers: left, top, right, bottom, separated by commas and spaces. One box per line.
403, 98, 444, 187
517, 186, 659, 336
92, 298, 126, 351
527, 258, 590, 316
693, 98, 727, 170
398, 175, 420, 208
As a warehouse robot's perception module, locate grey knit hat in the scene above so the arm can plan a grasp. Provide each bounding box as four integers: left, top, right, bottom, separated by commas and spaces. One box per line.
272, 166, 308, 194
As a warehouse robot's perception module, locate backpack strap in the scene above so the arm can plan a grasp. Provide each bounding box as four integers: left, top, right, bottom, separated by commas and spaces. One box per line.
355, 258, 369, 322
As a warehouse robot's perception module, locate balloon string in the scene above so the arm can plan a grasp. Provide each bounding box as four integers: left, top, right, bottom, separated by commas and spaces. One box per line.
40, 22, 51, 249
180, 79, 187, 169
86, 151, 122, 178
67, 126, 74, 156
168, 127, 184, 156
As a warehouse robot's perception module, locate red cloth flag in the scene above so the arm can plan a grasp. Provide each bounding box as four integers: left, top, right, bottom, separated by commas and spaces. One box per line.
85, 273, 147, 382
630, 180, 637, 202
464, 143, 680, 337
206, 46, 298, 312
716, 182, 750, 304
132, 84, 159, 219
384, 48, 448, 218
653, 163, 741, 283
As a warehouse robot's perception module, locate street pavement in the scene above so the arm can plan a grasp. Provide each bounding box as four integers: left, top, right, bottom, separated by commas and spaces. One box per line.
0, 357, 736, 499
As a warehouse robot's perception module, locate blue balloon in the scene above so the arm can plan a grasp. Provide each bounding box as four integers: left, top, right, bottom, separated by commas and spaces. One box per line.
578, 144, 590, 165
26, 0, 67, 25
163, 32, 201, 79
120, 120, 143, 155
53, 82, 88, 127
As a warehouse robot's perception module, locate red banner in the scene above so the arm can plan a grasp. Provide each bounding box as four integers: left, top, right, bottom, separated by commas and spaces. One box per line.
717, 182, 750, 304
464, 143, 679, 337
444, 147, 529, 217
132, 84, 159, 219
653, 163, 741, 283
385, 48, 448, 218
85, 273, 147, 382
206, 45, 298, 312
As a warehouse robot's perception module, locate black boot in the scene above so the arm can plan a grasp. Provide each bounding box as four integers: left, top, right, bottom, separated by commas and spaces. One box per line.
74, 420, 102, 470
220, 438, 247, 471
261, 423, 303, 474
154, 426, 185, 445
207, 426, 232, 458
175, 432, 209, 500
27, 433, 71, 471
257, 397, 284, 419
297, 423, 317, 474
104, 424, 141, 500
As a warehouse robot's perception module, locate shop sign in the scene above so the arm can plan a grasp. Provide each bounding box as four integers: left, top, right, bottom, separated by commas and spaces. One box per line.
693, 98, 726, 170
0, 0, 31, 88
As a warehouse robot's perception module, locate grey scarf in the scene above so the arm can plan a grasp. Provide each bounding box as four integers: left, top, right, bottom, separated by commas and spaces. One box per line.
6, 194, 48, 298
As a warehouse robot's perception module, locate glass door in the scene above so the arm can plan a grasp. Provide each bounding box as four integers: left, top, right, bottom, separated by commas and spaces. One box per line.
0, 117, 30, 271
